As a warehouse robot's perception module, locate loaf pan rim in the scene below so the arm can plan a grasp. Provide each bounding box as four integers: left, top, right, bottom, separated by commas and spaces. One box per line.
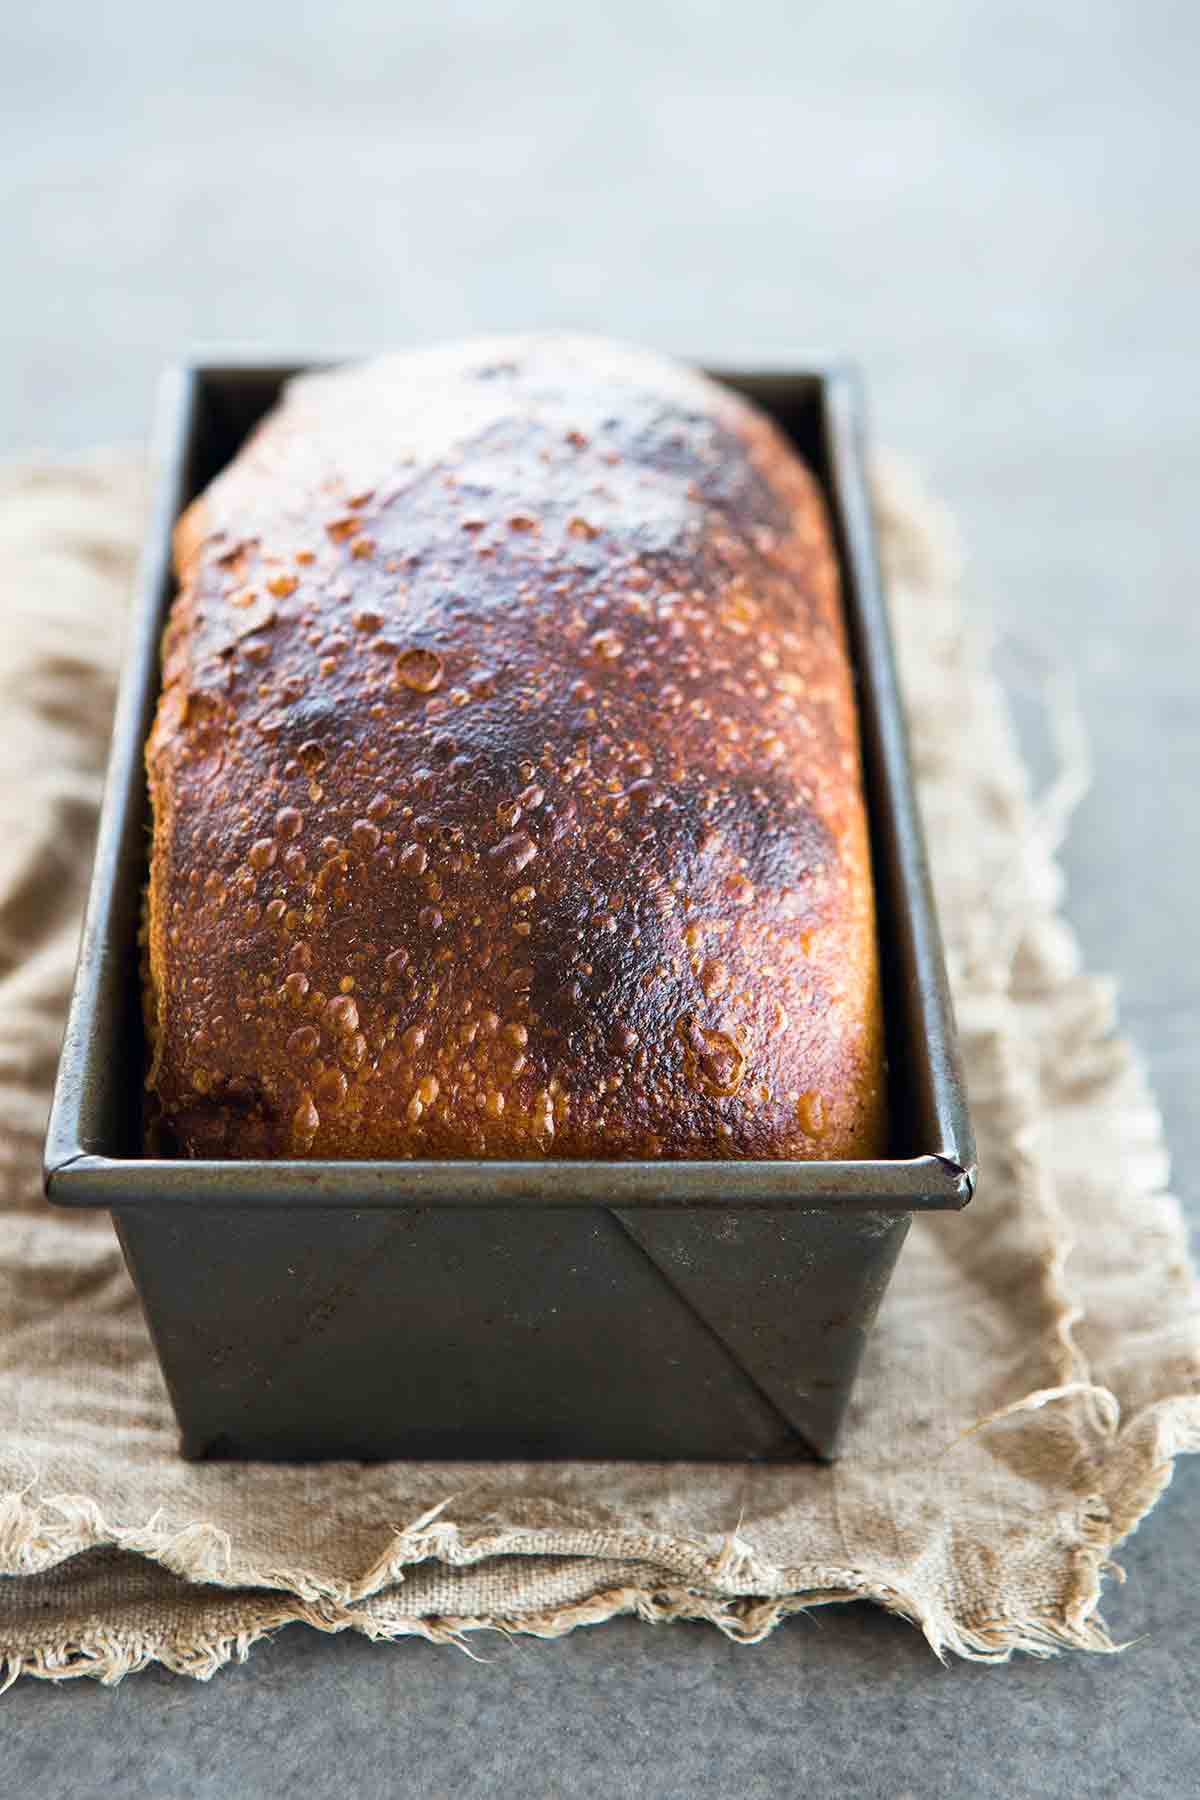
44, 1148, 974, 1211
43, 353, 976, 1214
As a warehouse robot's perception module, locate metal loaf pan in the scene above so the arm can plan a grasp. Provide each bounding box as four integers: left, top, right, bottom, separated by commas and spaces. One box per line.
44, 356, 975, 1463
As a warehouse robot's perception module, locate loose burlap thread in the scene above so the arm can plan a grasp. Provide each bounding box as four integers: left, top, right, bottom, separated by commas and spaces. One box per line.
1, 450, 1197, 1687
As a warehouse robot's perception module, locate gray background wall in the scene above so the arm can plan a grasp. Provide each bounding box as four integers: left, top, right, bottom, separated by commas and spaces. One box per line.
3, 3, 1197, 1793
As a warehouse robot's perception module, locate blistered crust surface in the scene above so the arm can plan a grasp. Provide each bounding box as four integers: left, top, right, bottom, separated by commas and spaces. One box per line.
145, 335, 885, 1160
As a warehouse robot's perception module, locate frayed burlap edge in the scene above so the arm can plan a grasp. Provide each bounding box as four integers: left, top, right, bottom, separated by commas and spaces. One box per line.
0, 1581, 1129, 1693
4, 1371, 1196, 1688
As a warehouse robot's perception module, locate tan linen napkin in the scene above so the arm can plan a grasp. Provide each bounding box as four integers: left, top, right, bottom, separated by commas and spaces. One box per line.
1, 451, 1197, 1687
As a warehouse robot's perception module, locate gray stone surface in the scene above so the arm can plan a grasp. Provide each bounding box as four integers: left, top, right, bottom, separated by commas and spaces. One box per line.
2, 0, 1197, 1792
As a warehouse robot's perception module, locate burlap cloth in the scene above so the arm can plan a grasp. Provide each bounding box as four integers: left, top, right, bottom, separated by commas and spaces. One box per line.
1, 451, 1197, 1689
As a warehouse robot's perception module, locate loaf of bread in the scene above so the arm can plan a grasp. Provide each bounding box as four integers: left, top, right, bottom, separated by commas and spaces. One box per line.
145, 336, 886, 1160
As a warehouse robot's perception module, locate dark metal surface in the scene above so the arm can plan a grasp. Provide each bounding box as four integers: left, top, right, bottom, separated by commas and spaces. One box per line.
43, 357, 975, 1462
114, 1202, 911, 1461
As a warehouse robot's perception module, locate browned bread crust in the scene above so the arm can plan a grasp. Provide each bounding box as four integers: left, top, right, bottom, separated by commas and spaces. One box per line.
145, 337, 885, 1160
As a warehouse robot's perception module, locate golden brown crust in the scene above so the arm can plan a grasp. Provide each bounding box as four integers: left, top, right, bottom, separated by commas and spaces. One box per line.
145, 335, 886, 1160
